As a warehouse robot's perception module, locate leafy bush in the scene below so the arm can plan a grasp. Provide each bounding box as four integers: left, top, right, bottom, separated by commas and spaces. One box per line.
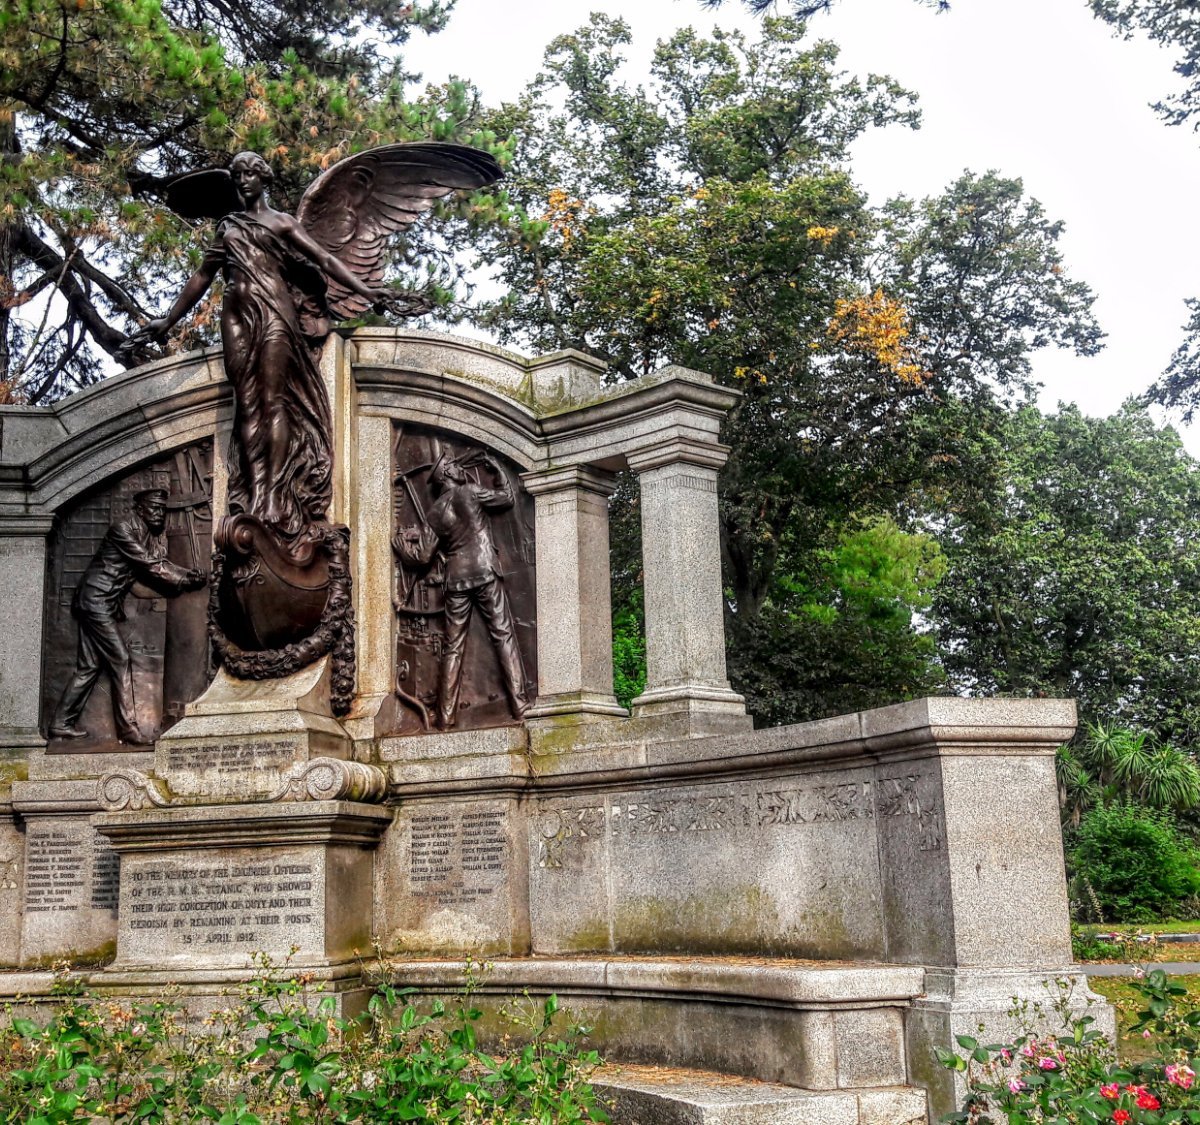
612, 594, 646, 711
939, 969, 1200, 1123
0, 966, 608, 1124
1071, 804, 1200, 923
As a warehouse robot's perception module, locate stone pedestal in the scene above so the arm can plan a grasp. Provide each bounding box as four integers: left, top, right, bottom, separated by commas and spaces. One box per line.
627, 440, 747, 723
12, 780, 119, 966
94, 800, 390, 973
522, 466, 626, 720
154, 657, 350, 800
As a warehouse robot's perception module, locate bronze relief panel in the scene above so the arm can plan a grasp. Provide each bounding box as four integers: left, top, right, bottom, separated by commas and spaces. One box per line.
390, 424, 537, 735
41, 441, 214, 752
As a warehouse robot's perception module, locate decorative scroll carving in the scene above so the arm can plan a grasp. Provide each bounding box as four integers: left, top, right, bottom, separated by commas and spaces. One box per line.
390, 426, 537, 735
97, 768, 171, 811
268, 758, 387, 804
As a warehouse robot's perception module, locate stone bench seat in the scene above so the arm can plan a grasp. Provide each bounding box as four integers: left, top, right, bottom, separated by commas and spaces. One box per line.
385, 955, 926, 1092
388, 954, 924, 1007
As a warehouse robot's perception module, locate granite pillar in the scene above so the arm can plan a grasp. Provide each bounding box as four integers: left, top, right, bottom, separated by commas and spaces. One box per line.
627, 440, 745, 719
859, 697, 1114, 1118
342, 410, 397, 744
0, 517, 52, 754
521, 466, 626, 720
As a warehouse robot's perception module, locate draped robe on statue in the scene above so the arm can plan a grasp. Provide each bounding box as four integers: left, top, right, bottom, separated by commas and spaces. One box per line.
208, 213, 333, 540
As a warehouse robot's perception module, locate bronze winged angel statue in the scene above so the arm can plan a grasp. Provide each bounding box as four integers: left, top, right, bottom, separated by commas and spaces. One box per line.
126, 143, 502, 713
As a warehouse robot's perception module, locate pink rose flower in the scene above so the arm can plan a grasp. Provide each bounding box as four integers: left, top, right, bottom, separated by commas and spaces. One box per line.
1100, 1084, 1120, 1099
1166, 1063, 1195, 1089
1039, 1057, 1058, 1070
1007, 1077, 1025, 1094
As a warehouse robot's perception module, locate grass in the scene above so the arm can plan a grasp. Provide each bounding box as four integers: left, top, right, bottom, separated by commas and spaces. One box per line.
1074, 923, 1200, 964
1089, 976, 1200, 1063
1085, 921, 1200, 935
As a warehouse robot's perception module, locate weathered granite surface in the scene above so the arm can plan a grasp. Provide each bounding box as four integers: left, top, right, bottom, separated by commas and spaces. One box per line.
155, 658, 349, 800
12, 780, 119, 965
94, 800, 391, 971
594, 1065, 927, 1125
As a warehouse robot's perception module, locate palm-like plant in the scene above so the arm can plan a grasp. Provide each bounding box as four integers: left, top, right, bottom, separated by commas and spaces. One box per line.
1055, 722, 1200, 827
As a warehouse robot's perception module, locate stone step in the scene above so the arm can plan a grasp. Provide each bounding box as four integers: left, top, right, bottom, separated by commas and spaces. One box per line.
593, 1065, 927, 1125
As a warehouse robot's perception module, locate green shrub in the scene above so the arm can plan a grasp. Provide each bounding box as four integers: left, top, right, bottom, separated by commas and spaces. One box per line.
612, 595, 646, 710
1071, 804, 1200, 923
0, 966, 609, 1124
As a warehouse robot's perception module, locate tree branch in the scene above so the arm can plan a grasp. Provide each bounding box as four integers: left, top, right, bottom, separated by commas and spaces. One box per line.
14, 224, 130, 358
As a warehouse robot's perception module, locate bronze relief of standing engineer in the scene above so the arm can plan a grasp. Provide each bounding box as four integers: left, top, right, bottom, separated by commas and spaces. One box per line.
51, 489, 207, 745
124, 144, 502, 713
394, 450, 529, 730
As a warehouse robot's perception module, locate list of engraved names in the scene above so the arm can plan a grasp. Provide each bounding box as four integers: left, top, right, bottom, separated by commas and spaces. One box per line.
409, 808, 506, 907
25, 825, 86, 913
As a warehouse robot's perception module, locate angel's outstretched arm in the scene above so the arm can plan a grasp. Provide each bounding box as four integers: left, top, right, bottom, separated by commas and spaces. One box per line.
160, 257, 221, 329
124, 250, 221, 351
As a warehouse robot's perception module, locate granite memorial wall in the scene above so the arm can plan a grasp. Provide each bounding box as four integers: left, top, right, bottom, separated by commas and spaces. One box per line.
0, 328, 1111, 1121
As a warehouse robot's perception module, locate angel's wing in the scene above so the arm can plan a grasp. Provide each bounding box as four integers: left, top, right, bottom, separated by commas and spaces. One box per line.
295, 143, 503, 319
163, 168, 242, 222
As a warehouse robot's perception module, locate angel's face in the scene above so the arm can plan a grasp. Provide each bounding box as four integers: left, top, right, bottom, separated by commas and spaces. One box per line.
232, 163, 265, 204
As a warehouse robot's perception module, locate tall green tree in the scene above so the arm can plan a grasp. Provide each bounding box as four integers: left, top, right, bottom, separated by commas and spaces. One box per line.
474, 16, 1101, 724
931, 402, 1200, 741
0, 0, 507, 403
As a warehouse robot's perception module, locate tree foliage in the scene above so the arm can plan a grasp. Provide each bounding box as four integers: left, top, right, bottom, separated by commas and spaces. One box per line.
0, 0, 509, 403
1089, 0, 1200, 130
699, 0, 946, 19
474, 16, 1100, 724
729, 516, 946, 725
931, 402, 1200, 741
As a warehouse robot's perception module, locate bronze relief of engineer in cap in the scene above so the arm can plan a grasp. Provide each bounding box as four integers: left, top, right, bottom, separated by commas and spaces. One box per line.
50, 489, 207, 745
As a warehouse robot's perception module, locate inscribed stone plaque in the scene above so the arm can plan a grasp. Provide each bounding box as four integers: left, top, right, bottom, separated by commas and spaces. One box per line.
20, 816, 119, 964
115, 845, 328, 967
528, 768, 916, 959
158, 736, 304, 800
375, 797, 528, 955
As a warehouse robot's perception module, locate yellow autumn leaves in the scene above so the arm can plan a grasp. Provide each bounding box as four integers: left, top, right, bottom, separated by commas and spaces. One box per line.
543, 188, 587, 250
827, 288, 929, 386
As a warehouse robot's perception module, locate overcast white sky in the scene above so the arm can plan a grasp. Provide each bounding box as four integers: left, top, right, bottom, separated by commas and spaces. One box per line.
414, 0, 1200, 450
